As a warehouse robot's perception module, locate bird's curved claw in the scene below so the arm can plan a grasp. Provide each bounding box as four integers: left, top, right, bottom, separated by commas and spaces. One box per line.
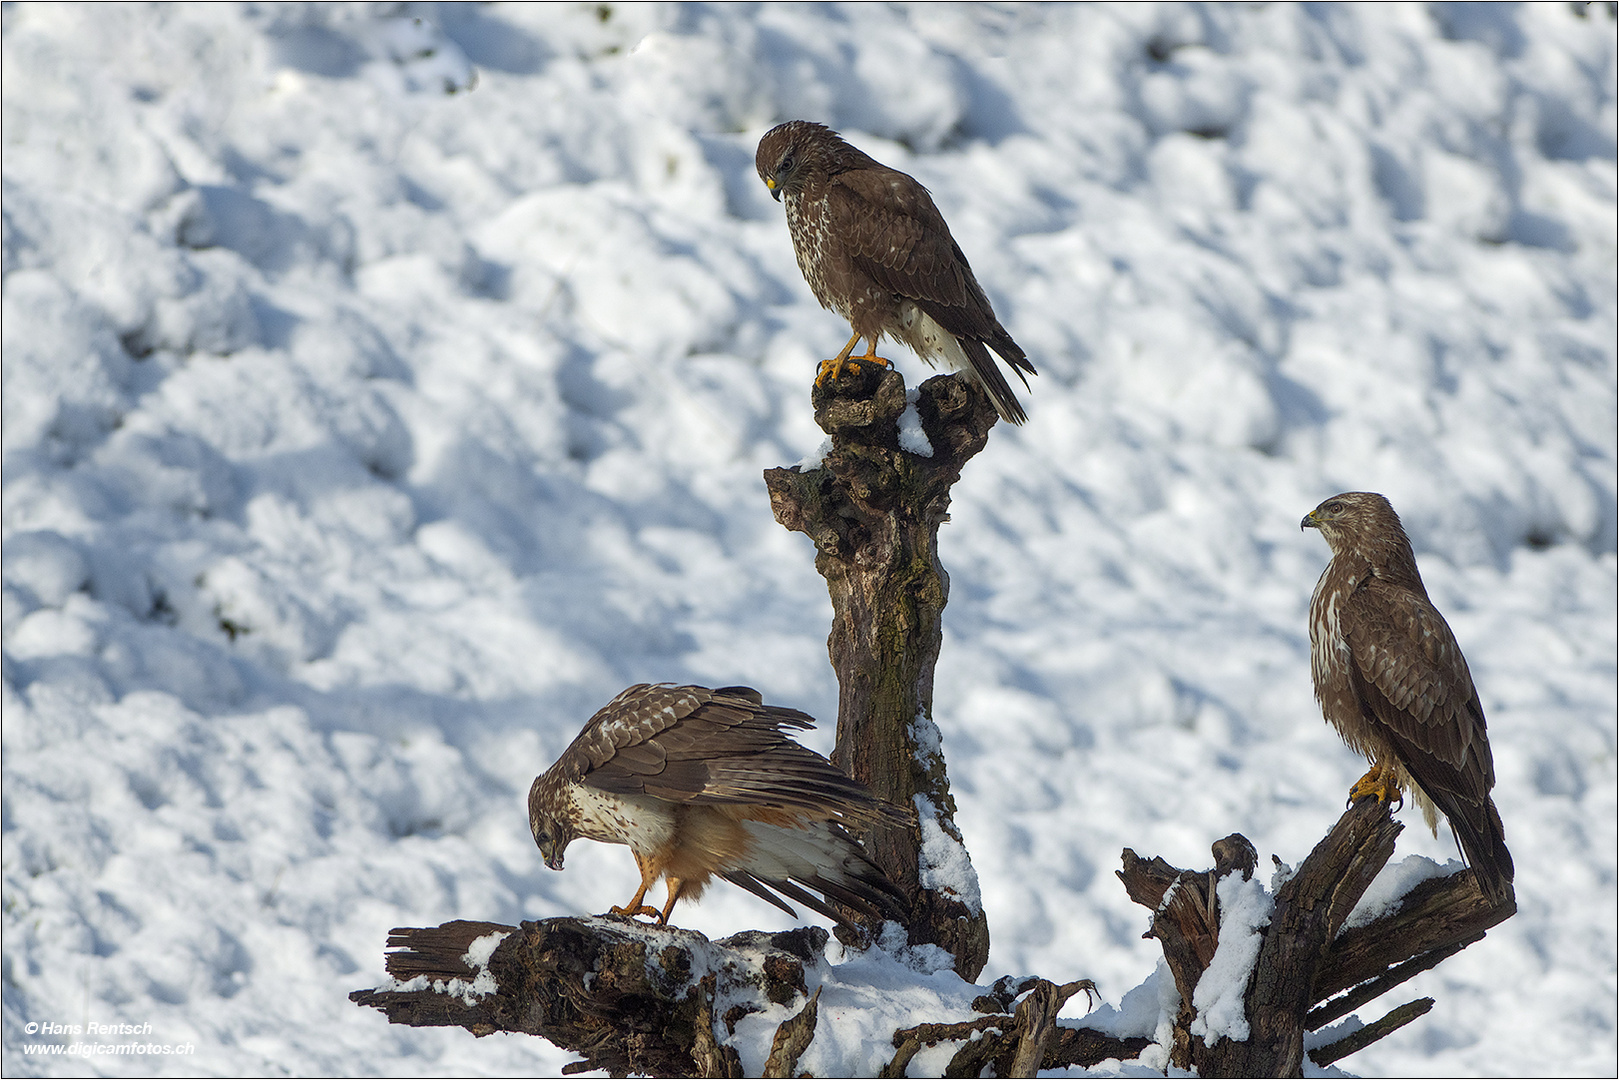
609, 904, 663, 922
814, 332, 894, 387
1346, 766, 1403, 811
814, 352, 892, 387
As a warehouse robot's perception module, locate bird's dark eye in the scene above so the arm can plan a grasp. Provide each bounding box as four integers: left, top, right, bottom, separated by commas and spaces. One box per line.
1326, 501, 1345, 514
779, 153, 795, 174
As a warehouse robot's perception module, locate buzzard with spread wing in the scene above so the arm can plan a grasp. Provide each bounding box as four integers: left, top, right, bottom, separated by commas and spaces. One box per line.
756, 120, 1036, 425
1303, 492, 1514, 905
529, 683, 910, 928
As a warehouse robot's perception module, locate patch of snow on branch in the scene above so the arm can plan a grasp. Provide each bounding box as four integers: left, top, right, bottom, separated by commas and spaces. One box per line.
913, 793, 984, 915
794, 436, 833, 472
1189, 871, 1274, 1047
1337, 855, 1460, 936
898, 388, 933, 458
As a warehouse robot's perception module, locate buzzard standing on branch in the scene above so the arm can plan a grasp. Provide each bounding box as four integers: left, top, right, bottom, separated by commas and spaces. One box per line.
529, 683, 910, 929
756, 120, 1037, 425
1303, 492, 1514, 905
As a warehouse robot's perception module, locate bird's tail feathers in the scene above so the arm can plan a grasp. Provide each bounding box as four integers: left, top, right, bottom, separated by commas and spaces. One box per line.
734, 819, 908, 929
1449, 797, 1515, 907
959, 337, 1030, 426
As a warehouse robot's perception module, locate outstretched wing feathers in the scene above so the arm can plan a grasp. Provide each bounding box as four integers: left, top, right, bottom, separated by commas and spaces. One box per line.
568, 684, 905, 828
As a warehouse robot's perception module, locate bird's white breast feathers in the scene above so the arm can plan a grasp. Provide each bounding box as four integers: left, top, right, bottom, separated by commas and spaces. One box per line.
569, 785, 676, 855
898, 302, 971, 375
784, 193, 836, 313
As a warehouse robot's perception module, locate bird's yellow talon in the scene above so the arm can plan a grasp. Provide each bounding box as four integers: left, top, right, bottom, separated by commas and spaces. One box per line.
814, 356, 848, 386
1347, 765, 1402, 809
814, 336, 893, 387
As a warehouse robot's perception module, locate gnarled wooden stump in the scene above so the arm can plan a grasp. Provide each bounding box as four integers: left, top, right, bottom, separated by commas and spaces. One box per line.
764, 365, 997, 981
350, 917, 828, 1077
1118, 796, 1516, 1076
350, 916, 1145, 1077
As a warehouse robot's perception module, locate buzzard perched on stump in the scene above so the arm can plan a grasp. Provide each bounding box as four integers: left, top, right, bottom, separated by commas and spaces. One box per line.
756, 120, 1037, 425
528, 683, 910, 929
1303, 492, 1514, 905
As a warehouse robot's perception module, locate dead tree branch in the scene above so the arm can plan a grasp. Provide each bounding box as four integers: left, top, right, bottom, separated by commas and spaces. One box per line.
761, 986, 821, 1078
764, 366, 998, 979
353, 916, 1144, 1077
351, 918, 821, 1077
1119, 796, 1515, 1076
1309, 996, 1434, 1067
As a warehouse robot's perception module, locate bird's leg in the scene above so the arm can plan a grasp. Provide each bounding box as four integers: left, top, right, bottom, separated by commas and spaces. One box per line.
851, 338, 894, 369
1348, 759, 1405, 810
609, 851, 665, 921
657, 878, 689, 925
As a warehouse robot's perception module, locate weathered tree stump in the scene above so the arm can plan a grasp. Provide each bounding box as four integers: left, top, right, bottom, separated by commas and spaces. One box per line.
1118, 796, 1516, 1077
764, 364, 997, 980
350, 916, 1146, 1077
349, 917, 828, 1077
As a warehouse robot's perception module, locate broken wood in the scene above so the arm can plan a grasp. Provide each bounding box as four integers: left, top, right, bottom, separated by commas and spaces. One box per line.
764, 365, 998, 980
1309, 996, 1434, 1067
353, 915, 1144, 1078
1118, 796, 1515, 1076
761, 986, 821, 1078
883, 977, 1141, 1078
351, 917, 824, 1077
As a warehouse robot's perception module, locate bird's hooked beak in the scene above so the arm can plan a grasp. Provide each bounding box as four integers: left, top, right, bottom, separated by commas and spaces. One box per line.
533, 824, 568, 871
1301, 510, 1319, 531
765, 176, 781, 202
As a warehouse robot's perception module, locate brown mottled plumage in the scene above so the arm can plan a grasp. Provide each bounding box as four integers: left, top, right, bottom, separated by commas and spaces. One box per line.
1303, 492, 1514, 905
528, 683, 909, 928
756, 120, 1036, 425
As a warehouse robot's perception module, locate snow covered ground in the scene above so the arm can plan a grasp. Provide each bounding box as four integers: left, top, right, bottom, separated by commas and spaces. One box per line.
3, 3, 1614, 1075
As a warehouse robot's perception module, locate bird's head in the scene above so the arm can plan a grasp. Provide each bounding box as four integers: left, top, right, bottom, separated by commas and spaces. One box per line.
1302, 491, 1406, 558
528, 777, 575, 872
757, 120, 831, 203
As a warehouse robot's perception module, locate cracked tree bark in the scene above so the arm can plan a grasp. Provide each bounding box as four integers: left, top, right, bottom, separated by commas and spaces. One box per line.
763, 364, 996, 981
350, 918, 1144, 1077
1118, 796, 1516, 1077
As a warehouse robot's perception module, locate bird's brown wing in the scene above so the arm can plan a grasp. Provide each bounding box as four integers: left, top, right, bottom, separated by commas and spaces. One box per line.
1342, 577, 1488, 780
827, 170, 980, 318
549, 683, 713, 780
565, 684, 904, 828
827, 169, 1035, 392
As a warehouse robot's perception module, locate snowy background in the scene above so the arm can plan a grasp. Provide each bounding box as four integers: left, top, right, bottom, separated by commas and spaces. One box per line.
3, 2, 1614, 1076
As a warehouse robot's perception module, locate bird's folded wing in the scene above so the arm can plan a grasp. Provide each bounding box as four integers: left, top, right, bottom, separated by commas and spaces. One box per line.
1345, 580, 1482, 772
826, 181, 975, 310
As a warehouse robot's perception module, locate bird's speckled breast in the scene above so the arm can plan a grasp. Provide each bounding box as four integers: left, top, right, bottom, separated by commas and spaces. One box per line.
570, 785, 674, 856
783, 192, 839, 315
1309, 566, 1362, 742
